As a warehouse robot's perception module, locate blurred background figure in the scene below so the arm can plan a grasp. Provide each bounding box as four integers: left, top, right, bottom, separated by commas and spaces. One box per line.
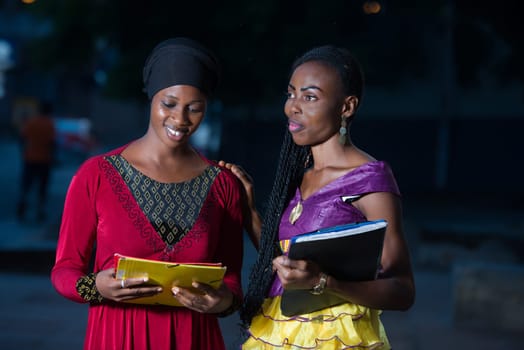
16, 100, 56, 222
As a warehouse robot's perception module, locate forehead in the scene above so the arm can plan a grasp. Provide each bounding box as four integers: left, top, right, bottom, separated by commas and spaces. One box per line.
156, 84, 207, 100
290, 61, 342, 88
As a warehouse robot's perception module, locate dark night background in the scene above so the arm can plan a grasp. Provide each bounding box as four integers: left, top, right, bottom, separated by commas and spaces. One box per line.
0, 0, 522, 349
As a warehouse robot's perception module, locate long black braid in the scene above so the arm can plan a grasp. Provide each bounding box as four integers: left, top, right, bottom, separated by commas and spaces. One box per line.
240, 45, 365, 328
240, 130, 309, 325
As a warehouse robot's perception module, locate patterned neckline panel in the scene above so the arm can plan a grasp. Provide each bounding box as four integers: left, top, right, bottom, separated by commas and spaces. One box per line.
105, 154, 220, 246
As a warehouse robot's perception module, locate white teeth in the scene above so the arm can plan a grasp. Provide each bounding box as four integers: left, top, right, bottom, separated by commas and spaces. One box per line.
166, 126, 185, 137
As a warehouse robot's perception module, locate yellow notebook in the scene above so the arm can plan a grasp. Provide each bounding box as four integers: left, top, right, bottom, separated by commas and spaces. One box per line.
114, 253, 227, 307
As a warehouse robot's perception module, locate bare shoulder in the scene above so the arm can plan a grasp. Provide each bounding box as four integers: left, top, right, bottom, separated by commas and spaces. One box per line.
348, 146, 376, 167
354, 191, 402, 223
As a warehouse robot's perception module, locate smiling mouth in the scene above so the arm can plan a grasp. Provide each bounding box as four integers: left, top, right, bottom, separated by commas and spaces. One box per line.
165, 125, 189, 137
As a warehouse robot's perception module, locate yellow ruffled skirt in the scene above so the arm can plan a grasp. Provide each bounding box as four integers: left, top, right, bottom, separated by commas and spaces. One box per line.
242, 296, 390, 349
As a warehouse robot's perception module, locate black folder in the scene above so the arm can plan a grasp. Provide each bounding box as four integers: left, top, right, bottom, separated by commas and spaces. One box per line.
280, 220, 387, 316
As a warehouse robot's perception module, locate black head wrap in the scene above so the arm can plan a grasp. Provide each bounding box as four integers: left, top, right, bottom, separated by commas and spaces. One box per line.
142, 37, 221, 99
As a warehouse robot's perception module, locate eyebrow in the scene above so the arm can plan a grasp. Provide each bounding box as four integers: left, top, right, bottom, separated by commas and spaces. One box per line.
164, 94, 205, 103
288, 83, 322, 92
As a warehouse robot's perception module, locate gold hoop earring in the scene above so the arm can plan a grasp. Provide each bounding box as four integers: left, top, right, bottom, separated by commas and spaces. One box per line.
339, 117, 347, 145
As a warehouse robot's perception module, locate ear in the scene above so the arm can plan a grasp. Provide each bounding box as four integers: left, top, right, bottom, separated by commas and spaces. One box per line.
341, 96, 359, 118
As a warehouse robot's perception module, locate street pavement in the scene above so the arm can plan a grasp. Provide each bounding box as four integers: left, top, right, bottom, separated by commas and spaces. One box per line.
0, 138, 522, 349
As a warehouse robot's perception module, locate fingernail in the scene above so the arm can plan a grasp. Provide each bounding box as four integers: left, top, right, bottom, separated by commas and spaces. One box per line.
172, 287, 179, 295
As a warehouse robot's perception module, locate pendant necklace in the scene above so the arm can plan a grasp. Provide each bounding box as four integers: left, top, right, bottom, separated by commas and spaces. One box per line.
289, 200, 303, 225
290, 152, 312, 225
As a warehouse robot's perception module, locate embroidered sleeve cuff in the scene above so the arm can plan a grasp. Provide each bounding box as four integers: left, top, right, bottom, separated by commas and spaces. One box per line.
76, 273, 104, 303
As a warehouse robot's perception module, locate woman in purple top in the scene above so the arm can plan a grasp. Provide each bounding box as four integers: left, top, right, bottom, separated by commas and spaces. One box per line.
222, 45, 415, 349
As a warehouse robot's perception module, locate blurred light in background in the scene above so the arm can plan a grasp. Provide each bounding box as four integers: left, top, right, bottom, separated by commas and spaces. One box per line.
94, 70, 108, 86
363, 1, 382, 15
20, 0, 37, 4
0, 39, 14, 98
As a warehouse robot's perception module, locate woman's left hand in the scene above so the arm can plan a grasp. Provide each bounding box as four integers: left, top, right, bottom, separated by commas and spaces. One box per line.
273, 255, 323, 290
172, 282, 233, 314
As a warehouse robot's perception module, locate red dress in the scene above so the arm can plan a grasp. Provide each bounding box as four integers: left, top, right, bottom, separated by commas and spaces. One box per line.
51, 146, 244, 350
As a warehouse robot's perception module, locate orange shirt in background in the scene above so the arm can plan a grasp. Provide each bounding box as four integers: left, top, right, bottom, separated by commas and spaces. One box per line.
22, 115, 56, 163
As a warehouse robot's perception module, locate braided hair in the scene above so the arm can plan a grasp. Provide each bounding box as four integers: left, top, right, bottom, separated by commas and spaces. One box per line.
240, 130, 309, 326
240, 45, 365, 327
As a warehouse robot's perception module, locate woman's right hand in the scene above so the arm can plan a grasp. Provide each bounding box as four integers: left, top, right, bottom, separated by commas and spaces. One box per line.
95, 268, 162, 302
218, 160, 261, 248
272, 255, 324, 291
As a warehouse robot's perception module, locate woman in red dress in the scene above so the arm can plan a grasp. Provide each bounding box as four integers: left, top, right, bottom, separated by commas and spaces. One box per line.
51, 38, 244, 350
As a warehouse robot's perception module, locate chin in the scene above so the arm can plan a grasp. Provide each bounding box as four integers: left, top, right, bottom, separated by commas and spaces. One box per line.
292, 136, 317, 147
290, 134, 306, 146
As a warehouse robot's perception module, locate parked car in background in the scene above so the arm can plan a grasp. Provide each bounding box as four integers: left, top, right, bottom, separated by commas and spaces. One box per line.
53, 116, 96, 164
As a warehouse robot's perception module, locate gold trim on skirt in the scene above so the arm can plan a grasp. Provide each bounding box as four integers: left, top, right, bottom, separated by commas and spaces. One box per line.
243, 296, 391, 349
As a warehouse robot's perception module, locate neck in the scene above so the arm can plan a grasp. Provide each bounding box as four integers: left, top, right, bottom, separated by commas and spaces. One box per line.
136, 133, 197, 162
310, 138, 354, 170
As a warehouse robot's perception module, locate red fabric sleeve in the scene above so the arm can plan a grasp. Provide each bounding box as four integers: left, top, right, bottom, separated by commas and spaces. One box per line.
212, 168, 244, 304
51, 157, 100, 303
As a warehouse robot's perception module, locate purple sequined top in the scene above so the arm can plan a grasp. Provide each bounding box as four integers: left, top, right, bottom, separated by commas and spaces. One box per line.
268, 161, 400, 297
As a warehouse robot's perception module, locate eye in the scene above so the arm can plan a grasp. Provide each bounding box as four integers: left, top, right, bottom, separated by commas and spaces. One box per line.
285, 91, 295, 99
304, 95, 317, 101
187, 103, 205, 114
162, 101, 175, 108
189, 107, 203, 113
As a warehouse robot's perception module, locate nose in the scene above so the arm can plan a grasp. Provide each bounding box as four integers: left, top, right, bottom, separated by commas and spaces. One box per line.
169, 107, 190, 125
286, 98, 301, 116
